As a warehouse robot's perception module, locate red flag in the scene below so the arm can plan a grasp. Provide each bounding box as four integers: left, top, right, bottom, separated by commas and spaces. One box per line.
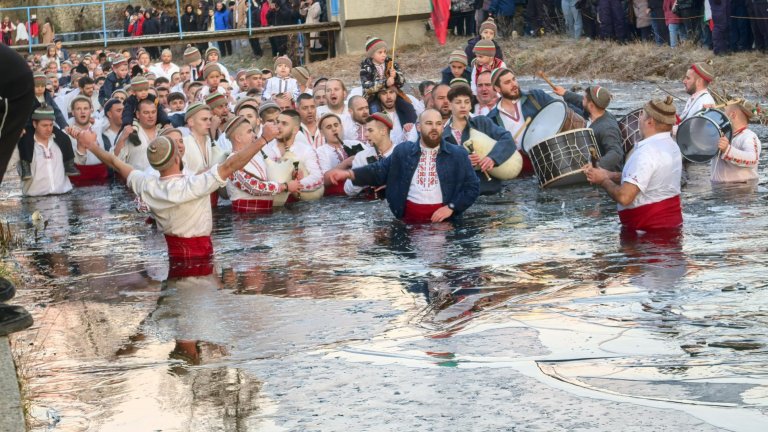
431, 0, 451, 45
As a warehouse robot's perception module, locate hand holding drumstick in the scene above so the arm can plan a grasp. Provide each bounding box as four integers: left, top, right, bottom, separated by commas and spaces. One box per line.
536, 70, 564, 95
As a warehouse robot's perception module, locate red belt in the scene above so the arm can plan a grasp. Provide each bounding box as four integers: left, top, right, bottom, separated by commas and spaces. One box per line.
323, 182, 346, 197
403, 200, 443, 224
286, 194, 299, 204
618, 195, 683, 231
164, 234, 214, 260
232, 199, 273, 213
70, 163, 109, 187
520, 152, 534, 176
210, 192, 219, 208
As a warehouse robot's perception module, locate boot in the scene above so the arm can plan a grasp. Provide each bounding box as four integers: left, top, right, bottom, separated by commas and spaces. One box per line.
127, 130, 142, 147
64, 160, 80, 177
0, 277, 14, 302
0, 305, 33, 336
20, 160, 32, 180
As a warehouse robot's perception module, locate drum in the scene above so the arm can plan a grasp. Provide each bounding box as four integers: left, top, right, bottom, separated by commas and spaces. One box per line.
676, 108, 732, 163
528, 128, 599, 188
463, 128, 523, 180
618, 108, 643, 159
521, 100, 587, 153
265, 157, 294, 207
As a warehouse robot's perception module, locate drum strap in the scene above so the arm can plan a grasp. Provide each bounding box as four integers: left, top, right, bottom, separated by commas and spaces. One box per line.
527, 94, 541, 112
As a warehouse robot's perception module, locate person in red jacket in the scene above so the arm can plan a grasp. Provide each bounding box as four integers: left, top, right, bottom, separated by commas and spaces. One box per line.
28, 15, 39, 45
128, 11, 145, 36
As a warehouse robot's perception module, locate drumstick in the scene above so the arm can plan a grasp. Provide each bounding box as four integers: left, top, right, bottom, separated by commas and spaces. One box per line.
536, 70, 558, 92
514, 117, 532, 142
589, 147, 599, 168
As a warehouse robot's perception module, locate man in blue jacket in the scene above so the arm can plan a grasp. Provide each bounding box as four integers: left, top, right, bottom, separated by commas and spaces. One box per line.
327, 109, 480, 223
442, 84, 516, 195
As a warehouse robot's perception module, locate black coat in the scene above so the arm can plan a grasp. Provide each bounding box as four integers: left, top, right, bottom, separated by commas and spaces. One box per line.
181, 12, 198, 32
143, 17, 161, 35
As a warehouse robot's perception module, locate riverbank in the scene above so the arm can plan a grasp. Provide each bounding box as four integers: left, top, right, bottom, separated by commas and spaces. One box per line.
229, 35, 767, 99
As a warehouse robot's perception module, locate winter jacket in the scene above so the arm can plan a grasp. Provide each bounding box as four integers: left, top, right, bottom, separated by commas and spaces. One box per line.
440, 66, 471, 85
99, 71, 131, 106
121, 94, 170, 127
464, 36, 504, 65
143, 17, 161, 35
128, 15, 145, 36
489, 0, 517, 16
214, 9, 232, 30
181, 12, 198, 32
663, 0, 682, 24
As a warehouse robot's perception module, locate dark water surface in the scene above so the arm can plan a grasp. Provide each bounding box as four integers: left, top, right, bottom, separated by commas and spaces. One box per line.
3, 80, 768, 431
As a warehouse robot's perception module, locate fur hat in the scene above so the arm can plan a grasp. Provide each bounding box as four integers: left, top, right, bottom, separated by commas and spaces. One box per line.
147, 136, 177, 171
644, 96, 678, 125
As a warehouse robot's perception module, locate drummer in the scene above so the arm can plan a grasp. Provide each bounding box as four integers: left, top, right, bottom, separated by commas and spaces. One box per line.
677, 63, 716, 128
552, 85, 624, 171
443, 83, 516, 195
583, 96, 683, 232
710, 99, 761, 184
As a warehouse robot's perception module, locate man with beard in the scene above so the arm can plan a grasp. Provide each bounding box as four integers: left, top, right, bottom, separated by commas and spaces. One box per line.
66, 96, 111, 185
443, 85, 516, 196
113, 98, 160, 172
677, 62, 716, 128
261, 110, 324, 201
431, 83, 451, 120
171, 65, 192, 93
316, 79, 350, 125
297, 93, 322, 149
75, 118, 278, 263
553, 84, 624, 172
150, 48, 180, 81
487, 68, 579, 173
344, 112, 396, 198
99, 57, 131, 106
584, 96, 682, 233
473, 71, 498, 116
343, 95, 370, 143
327, 109, 480, 223
377, 86, 417, 145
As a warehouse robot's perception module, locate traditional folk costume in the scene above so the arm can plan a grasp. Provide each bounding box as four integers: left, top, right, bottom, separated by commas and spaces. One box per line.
469, 40, 506, 95
711, 100, 762, 183
679, 63, 717, 124
618, 98, 683, 232
317, 139, 365, 196
350, 138, 480, 223
117, 123, 159, 172
262, 57, 299, 100
300, 123, 324, 149
262, 134, 324, 200
20, 108, 73, 197
344, 144, 395, 198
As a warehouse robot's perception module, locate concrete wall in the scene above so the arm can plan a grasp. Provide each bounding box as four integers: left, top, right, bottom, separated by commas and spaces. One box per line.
335, 0, 431, 55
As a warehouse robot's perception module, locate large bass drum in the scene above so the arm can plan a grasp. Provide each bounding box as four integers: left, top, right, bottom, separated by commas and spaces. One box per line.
521, 100, 587, 153
618, 108, 643, 160
528, 128, 599, 188
676, 108, 732, 163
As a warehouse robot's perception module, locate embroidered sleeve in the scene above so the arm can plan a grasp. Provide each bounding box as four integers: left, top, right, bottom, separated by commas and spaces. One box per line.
229, 169, 281, 196
723, 136, 760, 167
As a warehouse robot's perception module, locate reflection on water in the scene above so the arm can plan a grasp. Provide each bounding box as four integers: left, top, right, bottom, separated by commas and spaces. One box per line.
3, 80, 768, 431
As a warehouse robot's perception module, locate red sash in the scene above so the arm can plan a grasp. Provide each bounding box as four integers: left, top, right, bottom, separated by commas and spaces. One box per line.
286, 194, 299, 204
70, 163, 109, 187
164, 234, 214, 260
520, 152, 534, 176
618, 195, 683, 231
210, 192, 219, 208
232, 199, 273, 213
403, 200, 443, 224
323, 182, 346, 197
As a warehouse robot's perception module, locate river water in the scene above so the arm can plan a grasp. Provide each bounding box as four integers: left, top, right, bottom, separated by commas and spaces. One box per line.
3, 78, 768, 431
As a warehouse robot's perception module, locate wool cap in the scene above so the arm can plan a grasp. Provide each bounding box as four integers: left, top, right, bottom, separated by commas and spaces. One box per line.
202, 62, 222, 80
291, 66, 310, 86
490, 67, 512, 86
111, 89, 128, 99
130, 76, 150, 92
479, 18, 497, 35
159, 127, 183, 138
112, 56, 128, 67
728, 98, 758, 120
33, 73, 47, 86
145, 72, 157, 80
185, 102, 211, 122
473, 39, 496, 57
45, 73, 58, 80
205, 46, 220, 59
690, 62, 715, 83
366, 112, 393, 130
258, 101, 280, 117
61, 60, 73, 67
318, 112, 341, 128
449, 77, 471, 89
103, 98, 122, 114
586, 86, 612, 110
235, 69, 247, 81
31, 105, 55, 121
147, 136, 177, 171
205, 92, 227, 110
365, 37, 387, 58
70, 95, 92, 110
224, 115, 251, 141
235, 97, 260, 114
274, 55, 292, 70
183, 46, 201, 64
644, 96, 677, 125
161, 48, 172, 57
245, 68, 262, 78
448, 50, 467, 66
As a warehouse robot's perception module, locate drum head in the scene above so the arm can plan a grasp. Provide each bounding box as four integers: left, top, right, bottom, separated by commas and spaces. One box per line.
522, 100, 566, 153
618, 108, 644, 156
677, 116, 721, 163
701, 109, 732, 140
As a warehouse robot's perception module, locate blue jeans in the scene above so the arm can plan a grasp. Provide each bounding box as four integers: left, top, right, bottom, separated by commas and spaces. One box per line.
31, 36, 38, 45
669, 23, 686, 47
562, 0, 583, 38
649, 9, 667, 45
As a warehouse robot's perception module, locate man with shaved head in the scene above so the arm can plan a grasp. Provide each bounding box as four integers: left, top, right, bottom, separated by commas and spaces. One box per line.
344, 95, 370, 142
327, 109, 480, 223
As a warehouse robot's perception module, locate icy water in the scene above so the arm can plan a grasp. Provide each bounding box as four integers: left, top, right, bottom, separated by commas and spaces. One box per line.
3, 79, 768, 432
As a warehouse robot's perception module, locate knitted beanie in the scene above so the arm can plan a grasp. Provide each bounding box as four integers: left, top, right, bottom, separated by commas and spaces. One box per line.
202, 62, 222, 80
31, 105, 55, 121
690, 62, 715, 83
185, 102, 211, 122
111, 89, 128, 99
644, 96, 677, 125
365, 37, 387, 58
204, 46, 220, 60
258, 101, 280, 117
490, 67, 512, 86
449, 77, 471, 89
448, 50, 467, 66
33, 73, 47, 86
130, 76, 150, 92
473, 39, 496, 57
291, 66, 311, 86
366, 112, 393, 130
147, 136, 177, 171
224, 115, 250, 141
235, 97, 261, 114
183, 46, 201, 64
112, 56, 128, 67
205, 92, 227, 110
479, 18, 497, 35
586, 86, 612, 110
274, 55, 292, 70
159, 127, 183, 138
245, 68, 262, 78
